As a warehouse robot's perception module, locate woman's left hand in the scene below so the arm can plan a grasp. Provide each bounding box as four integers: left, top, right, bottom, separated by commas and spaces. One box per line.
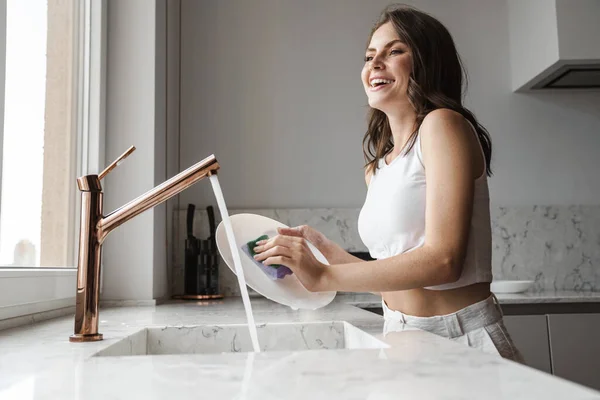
252, 228, 330, 292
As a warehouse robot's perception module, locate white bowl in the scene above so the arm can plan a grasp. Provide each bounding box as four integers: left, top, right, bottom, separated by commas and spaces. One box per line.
491, 280, 534, 294
215, 213, 336, 310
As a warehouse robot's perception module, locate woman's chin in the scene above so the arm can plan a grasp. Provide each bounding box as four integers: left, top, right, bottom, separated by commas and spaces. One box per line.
368, 95, 406, 114
368, 98, 391, 112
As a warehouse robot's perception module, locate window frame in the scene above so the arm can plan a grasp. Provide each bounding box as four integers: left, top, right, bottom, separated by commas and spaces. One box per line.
0, 0, 106, 321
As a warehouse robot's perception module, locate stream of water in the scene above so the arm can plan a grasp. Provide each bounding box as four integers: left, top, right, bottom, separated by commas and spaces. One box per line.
209, 175, 261, 353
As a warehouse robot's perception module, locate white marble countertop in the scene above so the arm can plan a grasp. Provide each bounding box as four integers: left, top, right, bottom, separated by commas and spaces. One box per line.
1, 298, 599, 399
495, 290, 600, 304
335, 290, 600, 308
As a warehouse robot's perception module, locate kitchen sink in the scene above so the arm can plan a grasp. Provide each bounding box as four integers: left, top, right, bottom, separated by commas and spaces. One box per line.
93, 321, 388, 356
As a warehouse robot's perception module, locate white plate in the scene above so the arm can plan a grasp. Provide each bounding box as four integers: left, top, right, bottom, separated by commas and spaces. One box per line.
491, 280, 534, 294
215, 213, 336, 310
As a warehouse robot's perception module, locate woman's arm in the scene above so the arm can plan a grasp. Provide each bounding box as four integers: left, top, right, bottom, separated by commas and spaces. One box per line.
276, 225, 367, 265
273, 225, 380, 295
317, 109, 479, 292
319, 240, 368, 265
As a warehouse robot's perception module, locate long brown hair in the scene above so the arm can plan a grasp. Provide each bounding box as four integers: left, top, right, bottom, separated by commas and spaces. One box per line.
363, 4, 492, 177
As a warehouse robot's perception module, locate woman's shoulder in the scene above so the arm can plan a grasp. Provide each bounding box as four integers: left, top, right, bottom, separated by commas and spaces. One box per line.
419, 108, 474, 146
419, 108, 484, 180
420, 108, 469, 133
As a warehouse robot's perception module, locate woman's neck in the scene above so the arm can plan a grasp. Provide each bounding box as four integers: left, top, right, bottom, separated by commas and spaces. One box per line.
386, 108, 417, 153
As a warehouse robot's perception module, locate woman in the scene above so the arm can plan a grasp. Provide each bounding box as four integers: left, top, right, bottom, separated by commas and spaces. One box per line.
253, 4, 523, 362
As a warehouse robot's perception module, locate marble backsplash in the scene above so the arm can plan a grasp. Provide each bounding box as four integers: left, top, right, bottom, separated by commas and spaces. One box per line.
491, 206, 600, 292
171, 206, 600, 297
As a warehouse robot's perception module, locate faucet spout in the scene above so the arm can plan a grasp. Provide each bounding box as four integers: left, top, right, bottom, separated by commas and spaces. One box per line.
69, 151, 220, 342
98, 154, 219, 242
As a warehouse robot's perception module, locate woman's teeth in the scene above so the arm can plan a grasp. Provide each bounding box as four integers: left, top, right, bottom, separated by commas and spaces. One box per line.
370, 78, 394, 87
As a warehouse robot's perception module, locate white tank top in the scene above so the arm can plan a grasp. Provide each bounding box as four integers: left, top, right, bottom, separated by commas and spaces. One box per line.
357, 122, 492, 290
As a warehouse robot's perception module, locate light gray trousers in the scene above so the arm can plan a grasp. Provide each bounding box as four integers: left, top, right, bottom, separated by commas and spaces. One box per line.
382, 294, 525, 363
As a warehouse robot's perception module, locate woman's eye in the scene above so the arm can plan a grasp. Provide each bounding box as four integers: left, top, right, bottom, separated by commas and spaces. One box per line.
390, 49, 403, 55
364, 55, 373, 62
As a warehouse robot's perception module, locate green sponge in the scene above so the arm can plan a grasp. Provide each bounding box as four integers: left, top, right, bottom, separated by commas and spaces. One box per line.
241, 235, 293, 280
245, 235, 282, 268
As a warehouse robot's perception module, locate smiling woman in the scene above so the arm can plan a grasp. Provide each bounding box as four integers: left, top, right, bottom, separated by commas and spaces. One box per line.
253, 3, 523, 363
361, 36, 409, 106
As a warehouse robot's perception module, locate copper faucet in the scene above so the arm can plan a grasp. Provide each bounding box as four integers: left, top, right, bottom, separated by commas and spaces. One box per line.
69, 146, 220, 342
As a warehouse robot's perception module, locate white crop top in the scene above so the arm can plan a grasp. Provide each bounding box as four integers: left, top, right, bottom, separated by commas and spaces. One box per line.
357, 122, 492, 290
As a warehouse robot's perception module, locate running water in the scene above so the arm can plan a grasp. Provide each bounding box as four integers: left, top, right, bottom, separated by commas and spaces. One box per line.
209, 175, 261, 353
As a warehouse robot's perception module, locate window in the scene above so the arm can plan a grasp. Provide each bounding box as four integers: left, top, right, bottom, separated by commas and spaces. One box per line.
1, 0, 77, 268
0, 0, 105, 319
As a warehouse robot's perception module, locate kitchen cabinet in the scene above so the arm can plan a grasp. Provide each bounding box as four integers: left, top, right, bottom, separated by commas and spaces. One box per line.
507, 0, 600, 90
547, 314, 600, 391
358, 300, 600, 390
503, 315, 552, 374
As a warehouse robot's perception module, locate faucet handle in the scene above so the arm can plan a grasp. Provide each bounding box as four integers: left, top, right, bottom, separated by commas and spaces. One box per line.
98, 146, 136, 180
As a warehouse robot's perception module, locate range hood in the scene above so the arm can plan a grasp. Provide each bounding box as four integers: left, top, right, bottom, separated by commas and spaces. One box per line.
508, 0, 600, 91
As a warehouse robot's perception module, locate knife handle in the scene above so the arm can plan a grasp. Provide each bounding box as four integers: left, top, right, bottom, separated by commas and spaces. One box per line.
186, 204, 195, 238
207, 206, 215, 239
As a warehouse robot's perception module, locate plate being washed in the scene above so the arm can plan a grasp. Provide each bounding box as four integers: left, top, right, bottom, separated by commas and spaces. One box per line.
215, 213, 336, 310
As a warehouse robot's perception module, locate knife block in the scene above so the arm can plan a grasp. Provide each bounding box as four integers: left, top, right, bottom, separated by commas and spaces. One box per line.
181, 237, 223, 300
184, 239, 217, 295
177, 204, 223, 301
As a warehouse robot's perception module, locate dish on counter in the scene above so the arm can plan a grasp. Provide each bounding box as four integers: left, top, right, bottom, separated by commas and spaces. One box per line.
491, 280, 534, 294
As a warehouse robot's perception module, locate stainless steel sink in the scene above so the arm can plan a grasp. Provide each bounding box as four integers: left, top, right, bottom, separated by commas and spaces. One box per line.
93, 321, 388, 356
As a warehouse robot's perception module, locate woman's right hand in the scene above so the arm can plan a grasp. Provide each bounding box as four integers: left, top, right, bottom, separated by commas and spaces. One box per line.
277, 224, 370, 269
276, 225, 330, 252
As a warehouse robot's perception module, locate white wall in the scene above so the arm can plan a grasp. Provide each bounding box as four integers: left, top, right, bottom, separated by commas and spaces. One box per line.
178, 0, 600, 210
103, 0, 173, 300
153, 0, 168, 300
165, 0, 181, 299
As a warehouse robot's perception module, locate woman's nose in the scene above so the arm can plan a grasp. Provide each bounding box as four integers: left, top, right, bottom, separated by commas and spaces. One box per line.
370, 56, 384, 70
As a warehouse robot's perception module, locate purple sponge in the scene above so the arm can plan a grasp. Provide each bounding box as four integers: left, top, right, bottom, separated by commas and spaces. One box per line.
241, 235, 293, 280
